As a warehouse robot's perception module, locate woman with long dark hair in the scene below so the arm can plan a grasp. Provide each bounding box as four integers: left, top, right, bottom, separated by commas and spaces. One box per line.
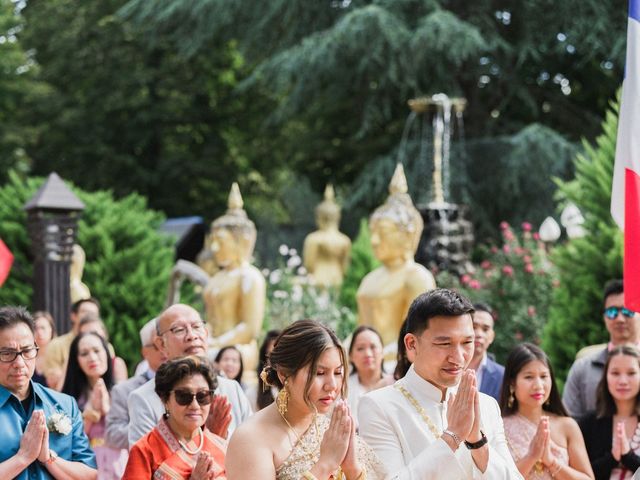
62, 332, 125, 479
500, 343, 593, 479
579, 345, 640, 479
215, 345, 245, 387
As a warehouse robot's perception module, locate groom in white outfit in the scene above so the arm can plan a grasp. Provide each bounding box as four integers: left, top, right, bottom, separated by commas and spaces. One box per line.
359, 288, 523, 479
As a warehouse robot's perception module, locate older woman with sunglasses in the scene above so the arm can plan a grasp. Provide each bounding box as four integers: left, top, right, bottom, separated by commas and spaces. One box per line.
124, 356, 227, 479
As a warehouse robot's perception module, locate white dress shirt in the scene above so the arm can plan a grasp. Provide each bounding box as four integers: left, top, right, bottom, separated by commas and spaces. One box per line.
358, 365, 523, 480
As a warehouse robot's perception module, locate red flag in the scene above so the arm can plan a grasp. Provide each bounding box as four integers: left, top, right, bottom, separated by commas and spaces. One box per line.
0, 238, 14, 287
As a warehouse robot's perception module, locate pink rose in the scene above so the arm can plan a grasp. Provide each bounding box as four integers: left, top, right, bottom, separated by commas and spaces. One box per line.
524, 263, 534, 274
503, 244, 511, 254
500, 221, 510, 230
533, 232, 541, 241
502, 265, 514, 277
481, 260, 492, 269
469, 280, 482, 290
522, 222, 532, 232
461, 274, 471, 285
523, 255, 532, 263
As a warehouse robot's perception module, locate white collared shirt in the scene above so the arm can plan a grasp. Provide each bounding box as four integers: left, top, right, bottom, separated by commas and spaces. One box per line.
358, 365, 523, 480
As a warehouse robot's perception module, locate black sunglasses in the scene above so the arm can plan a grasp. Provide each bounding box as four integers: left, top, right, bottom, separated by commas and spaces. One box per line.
604, 306, 636, 320
172, 389, 215, 406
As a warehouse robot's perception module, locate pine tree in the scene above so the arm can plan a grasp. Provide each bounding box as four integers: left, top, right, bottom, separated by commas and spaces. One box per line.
541, 101, 623, 386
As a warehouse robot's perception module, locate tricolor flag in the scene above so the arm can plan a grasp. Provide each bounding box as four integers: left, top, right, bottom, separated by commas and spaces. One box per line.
0, 238, 14, 287
612, 0, 640, 312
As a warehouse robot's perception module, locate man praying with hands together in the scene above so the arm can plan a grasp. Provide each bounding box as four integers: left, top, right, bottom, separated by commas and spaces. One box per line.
358, 289, 522, 479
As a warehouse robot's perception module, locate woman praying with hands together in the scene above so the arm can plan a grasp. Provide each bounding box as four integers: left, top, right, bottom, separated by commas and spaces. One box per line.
500, 343, 594, 479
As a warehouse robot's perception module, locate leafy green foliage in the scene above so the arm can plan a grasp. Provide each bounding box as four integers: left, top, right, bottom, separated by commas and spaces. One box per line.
542, 101, 623, 385
339, 219, 380, 311
437, 222, 557, 363
0, 172, 174, 372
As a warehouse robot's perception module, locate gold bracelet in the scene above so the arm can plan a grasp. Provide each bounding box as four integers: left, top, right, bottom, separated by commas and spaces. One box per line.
302, 472, 318, 480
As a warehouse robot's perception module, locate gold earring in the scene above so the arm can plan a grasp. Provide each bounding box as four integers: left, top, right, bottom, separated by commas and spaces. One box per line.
508, 387, 515, 409
277, 383, 289, 416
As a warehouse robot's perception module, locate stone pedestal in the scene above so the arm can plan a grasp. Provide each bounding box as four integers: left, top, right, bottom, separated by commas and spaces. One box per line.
415, 202, 474, 276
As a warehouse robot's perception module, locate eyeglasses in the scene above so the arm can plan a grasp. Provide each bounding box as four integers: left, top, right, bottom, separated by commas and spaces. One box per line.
604, 306, 637, 320
172, 389, 214, 406
159, 323, 206, 339
0, 346, 39, 363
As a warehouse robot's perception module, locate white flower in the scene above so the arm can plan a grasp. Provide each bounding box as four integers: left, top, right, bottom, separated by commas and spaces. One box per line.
261, 268, 270, 277
47, 412, 72, 435
297, 266, 307, 276
278, 244, 289, 256
273, 290, 288, 299
289, 248, 297, 256
291, 284, 303, 303
287, 255, 302, 268
269, 269, 282, 285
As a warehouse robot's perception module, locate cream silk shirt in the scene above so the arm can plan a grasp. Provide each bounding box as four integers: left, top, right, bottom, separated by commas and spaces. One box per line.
358, 365, 523, 480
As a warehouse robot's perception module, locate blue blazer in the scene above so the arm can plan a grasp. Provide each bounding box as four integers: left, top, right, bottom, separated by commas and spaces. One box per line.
479, 356, 505, 402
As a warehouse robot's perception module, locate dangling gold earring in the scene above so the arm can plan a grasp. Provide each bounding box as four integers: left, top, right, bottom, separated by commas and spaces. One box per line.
508, 387, 515, 409
277, 381, 289, 416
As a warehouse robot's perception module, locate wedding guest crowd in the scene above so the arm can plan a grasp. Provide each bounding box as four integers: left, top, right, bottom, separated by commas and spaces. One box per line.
4, 278, 640, 479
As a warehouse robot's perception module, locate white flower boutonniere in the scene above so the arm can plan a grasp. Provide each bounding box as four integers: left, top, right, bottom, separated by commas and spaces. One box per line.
47, 412, 72, 435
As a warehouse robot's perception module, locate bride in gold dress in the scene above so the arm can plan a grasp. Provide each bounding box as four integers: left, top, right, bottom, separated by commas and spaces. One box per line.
225, 320, 384, 479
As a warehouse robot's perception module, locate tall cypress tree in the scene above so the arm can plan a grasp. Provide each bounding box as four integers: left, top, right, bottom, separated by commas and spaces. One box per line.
542, 100, 623, 385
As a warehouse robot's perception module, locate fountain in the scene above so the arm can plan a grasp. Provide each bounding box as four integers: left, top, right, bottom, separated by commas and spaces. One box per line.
404, 94, 474, 275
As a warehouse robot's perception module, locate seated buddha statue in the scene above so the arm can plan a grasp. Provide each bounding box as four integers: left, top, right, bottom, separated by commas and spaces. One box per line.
203, 183, 266, 380
356, 164, 436, 354
303, 184, 352, 288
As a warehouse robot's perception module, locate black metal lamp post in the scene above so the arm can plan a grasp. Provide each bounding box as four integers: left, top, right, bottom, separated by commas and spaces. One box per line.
24, 173, 85, 335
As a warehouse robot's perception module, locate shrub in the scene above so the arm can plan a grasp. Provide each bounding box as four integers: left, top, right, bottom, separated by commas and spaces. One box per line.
437, 221, 557, 363
0, 171, 174, 371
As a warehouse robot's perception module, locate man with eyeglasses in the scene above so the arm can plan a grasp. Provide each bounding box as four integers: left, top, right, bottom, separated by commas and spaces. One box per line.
127, 304, 252, 448
563, 279, 640, 417
104, 318, 167, 450
0, 306, 97, 479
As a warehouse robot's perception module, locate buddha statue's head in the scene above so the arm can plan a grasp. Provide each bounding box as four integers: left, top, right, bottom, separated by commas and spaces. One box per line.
369, 164, 423, 264
210, 183, 257, 268
315, 184, 341, 230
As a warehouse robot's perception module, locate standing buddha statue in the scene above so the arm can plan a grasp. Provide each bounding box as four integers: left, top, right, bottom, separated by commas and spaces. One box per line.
356, 164, 436, 354
203, 183, 266, 378
303, 185, 352, 288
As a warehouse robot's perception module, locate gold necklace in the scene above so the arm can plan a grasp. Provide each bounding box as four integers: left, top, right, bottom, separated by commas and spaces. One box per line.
279, 410, 321, 460
395, 384, 442, 439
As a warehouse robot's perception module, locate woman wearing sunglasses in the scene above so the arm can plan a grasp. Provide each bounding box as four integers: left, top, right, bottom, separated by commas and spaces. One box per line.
124, 356, 227, 479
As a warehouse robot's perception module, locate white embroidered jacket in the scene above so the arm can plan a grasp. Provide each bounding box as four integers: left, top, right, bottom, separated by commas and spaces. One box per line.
358, 365, 523, 480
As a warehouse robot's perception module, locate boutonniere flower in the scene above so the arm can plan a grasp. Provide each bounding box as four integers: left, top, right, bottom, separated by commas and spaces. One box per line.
47, 412, 72, 435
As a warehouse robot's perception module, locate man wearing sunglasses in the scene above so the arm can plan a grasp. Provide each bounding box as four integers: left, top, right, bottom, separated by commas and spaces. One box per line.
127, 303, 252, 448
0, 306, 97, 479
563, 279, 640, 418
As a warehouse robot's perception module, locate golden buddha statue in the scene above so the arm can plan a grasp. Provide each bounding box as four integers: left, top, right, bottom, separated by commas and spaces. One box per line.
70, 244, 91, 303
203, 183, 265, 380
356, 164, 436, 353
303, 185, 352, 288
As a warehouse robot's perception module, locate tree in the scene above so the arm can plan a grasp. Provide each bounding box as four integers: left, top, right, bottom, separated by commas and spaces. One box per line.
19, 0, 286, 221
0, 0, 47, 183
0, 171, 175, 371
121, 0, 620, 237
541, 100, 622, 386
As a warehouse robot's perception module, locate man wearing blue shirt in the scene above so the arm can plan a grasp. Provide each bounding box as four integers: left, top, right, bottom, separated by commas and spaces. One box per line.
0, 306, 97, 479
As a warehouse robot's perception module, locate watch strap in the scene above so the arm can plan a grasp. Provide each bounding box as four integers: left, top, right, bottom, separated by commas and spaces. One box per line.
464, 430, 488, 450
